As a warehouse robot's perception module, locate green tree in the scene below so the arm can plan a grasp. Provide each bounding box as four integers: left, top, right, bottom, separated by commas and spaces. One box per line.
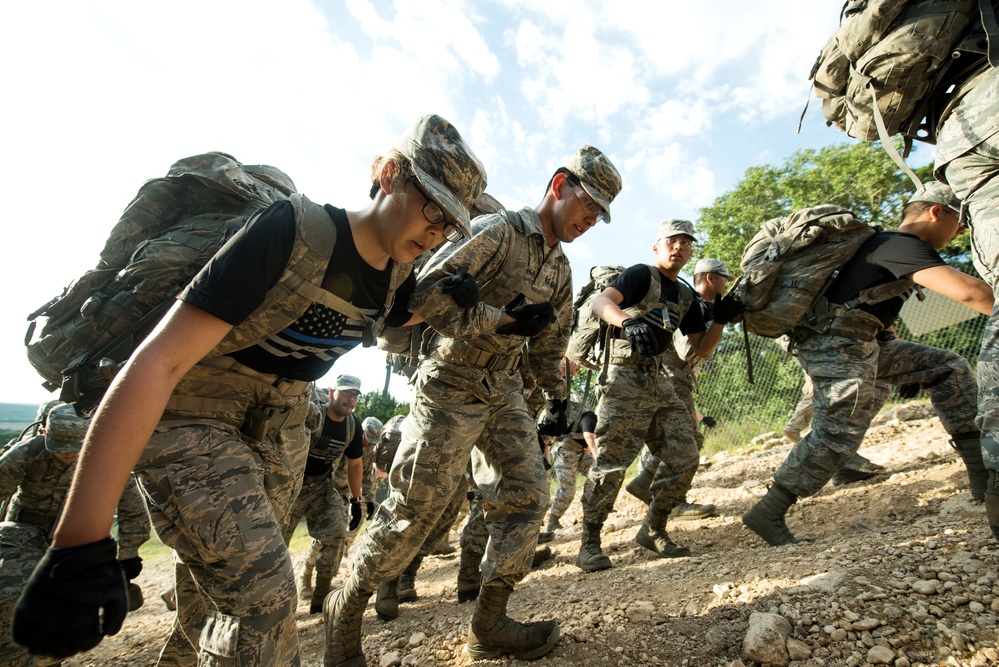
354, 391, 409, 423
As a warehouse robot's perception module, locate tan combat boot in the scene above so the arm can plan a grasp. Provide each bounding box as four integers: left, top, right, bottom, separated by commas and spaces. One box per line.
742, 483, 811, 546
466, 582, 559, 661
398, 556, 422, 603
323, 579, 372, 667
456, 548, 482, 603
635, 506, 690, 558
374, 577, 399, 621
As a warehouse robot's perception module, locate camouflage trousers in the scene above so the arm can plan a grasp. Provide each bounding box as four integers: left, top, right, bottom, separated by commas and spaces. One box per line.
459, 482, 489, 562
349, 364, 548, 591
582, 363, 699, 529
784, 372, 892, 439
775, 335, 978, 496
282, 473, 347, 588
137, 417, 308, 667
0, 522, 49, 667
942, 131, 999, 472
548, 438, 593, 522
635, 373, 703, 481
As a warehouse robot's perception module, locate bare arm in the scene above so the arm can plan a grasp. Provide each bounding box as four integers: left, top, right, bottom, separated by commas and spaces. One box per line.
687, 321, 725, 359
52, 301, 234, 548
591, 286, 628, 327
583, 431, 598, 460
909, 265, 994, 316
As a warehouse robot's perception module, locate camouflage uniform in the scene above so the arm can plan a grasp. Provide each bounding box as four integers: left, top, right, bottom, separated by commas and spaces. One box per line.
547, 412, 596, 526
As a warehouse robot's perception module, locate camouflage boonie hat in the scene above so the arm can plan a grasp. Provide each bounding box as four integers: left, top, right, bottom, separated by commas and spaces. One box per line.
657, 219, 696, 241
394, 114, 487, 240
694, 258, 734, 278
909, 181, 961, 214
563, 146, 622, 223
362, 416, 384, 445
334, 374, 362, 393
45, 403, 89, 455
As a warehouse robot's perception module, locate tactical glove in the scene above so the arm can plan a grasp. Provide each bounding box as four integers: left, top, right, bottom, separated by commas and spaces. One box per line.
441, 272, 480, 309
12, 537, 126, 660
711, 294, 746, 325
700, 415, 716, 428
621, 318, 657, 356
348, 498, 363, 532
537, 398, 568, 437
119, 556, 142, 581
497, 302, 557, 337
898, 383, 920, 399
366, 500, 377, 521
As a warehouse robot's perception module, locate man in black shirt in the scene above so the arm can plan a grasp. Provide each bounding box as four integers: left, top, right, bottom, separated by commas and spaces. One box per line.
744, 183, 995, 547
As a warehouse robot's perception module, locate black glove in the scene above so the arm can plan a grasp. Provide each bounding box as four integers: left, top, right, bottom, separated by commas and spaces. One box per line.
366, 500, 377, 521
441, 272, 479, 309
118, 556, 142, 581
712, 294, 746, 325
348, 498, 363, 532
700, 415, 716, 428
497, 302, 557, 337
898, 383, 920, 399
621, 317, 657, 356
538, 398, 568, 437
12, 537, 126, 660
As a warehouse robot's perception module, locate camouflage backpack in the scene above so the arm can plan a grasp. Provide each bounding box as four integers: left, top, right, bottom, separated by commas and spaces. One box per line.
728, 205, 880, 338
24, 152, 297, 412
809, 0, 990, 174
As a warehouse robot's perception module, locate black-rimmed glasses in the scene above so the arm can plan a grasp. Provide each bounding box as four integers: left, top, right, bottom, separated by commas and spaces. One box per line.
407, 177, 465, 243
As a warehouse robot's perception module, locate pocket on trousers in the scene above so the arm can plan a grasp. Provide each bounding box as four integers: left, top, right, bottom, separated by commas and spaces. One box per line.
200, 610, 240, 665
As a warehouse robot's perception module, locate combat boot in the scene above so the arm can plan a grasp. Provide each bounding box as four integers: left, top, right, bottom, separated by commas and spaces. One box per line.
466, 582, 560, 661
544, 513, 562, 533
310, 575, 333, 614
374, 577, 399, 621
625, 467, 654, 504
531, 546, 553, 569
457, 549, 483, 603
950, 432, 988, 500
298, 561, 314, 602
575, 523, 612, 572
987, 470, 999, 541
669, 500, 718, 520
635, 506, 690, 558
323, 579, 373, 667
398, 556, 421, 603
742, 483, 810, 546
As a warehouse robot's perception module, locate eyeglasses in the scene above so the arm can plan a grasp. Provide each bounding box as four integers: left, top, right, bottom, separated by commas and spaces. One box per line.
407, 177, 465, 243
569, 181, 610, 225
660, 236, 695, 250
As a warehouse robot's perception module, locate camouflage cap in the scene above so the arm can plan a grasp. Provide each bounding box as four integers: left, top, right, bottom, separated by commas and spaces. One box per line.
362, 416, 384, 445
44, 403, 89, 455
563, 146, 622, 223
394, 114, 487, 240
470, 192, 505, 218
694, 258, 733, 278
657, 219, 696, 241
34, 399, 64, 424
909, 181, 961, 214
334, 374, 362, 393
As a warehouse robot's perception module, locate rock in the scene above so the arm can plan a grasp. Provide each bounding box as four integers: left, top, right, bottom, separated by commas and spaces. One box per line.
408, 632, 426, 647
786, 637, 812, 660
379, 651, 401, 667
912, 580, 941, 595
852, 618, 881, 631
626, 601, 656, 622
968, 601, 986, 613
801, 571, 845, 593
743, 611, 792, 666
865, 645, 894, 664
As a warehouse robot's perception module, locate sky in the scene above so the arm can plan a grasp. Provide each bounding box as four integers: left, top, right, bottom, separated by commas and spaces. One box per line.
0, 0, 905, 406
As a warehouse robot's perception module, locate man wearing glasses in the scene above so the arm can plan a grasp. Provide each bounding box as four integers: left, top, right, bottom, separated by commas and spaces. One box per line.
576, 220, 740, 572
327, 146, 621, 665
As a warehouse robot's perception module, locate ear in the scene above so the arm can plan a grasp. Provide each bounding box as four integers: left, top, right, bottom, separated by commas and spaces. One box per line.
377, 159, 401, 196
551, 172, 570, 200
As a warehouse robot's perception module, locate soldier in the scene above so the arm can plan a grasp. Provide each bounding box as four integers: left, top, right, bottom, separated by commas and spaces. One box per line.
742, 183, 994, 546
283, 375, 365, 614
326, 145, 622, 664
576, 221, 740, 572
544, 401, 597, 533
12, 115, 486, 665
0, 404, 149, 667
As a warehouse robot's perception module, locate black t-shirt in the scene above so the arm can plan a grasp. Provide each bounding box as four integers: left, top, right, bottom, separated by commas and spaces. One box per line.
570, 411, 597, 444
825, 231, 946, 327
180, 200, 415, 380
611, 265, 707, 355
304, 413, 362, 477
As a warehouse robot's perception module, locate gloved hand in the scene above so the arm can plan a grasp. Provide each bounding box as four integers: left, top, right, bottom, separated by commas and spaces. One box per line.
700, 415, 716, 428
898, 383, 920, 399
348, 498, 363, 532
538, 398, 568, 437
442, 272, 479, 309
712, 294, 746, 325
621, 317, 657, 356
365, 500, 377, 521
12, 537, 126, 660
118, 556, 142, 581
497, 302, 557, 337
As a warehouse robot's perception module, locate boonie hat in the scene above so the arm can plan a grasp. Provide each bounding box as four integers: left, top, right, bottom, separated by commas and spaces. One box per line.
362, 417, 384, 445
694, 258, 734, 278
45, 403, 89, 455
909, 181, 960, 214
334, 375, 363, 393
658, 219, 696, 241
394, 114, 487, 240
563, 146, 622, 223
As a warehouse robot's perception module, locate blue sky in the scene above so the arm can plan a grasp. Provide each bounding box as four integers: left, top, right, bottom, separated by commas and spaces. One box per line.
1, 0, 918, 405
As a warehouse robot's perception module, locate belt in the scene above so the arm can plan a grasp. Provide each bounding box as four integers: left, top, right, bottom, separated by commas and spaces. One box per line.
432, 342, 522, 371
201, 356, 314, 396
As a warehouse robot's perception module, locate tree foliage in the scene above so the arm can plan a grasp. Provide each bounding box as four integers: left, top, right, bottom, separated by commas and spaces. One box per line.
354, 391, 409, 423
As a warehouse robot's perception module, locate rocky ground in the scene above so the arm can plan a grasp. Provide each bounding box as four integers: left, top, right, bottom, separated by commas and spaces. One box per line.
64, 401, 999, 667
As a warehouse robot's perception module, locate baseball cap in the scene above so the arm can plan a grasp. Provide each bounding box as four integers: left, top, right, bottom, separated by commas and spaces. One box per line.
334, 375, 362, 393
909, 181, 960, 214
562, 146, 622, 223
45, 403, 89, 455
658, 219, 696, 241
362, 416, 384, 445
694, 258, 734, 278
394, 114, 487, 240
